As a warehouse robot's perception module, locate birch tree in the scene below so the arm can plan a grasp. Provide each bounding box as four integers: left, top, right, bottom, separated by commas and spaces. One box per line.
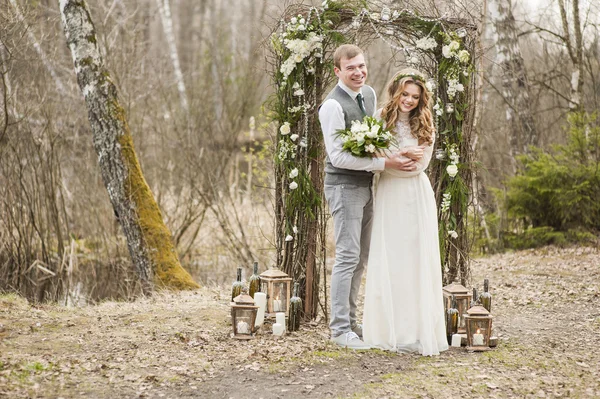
9, 0, 66, 95
59, 0, 199, 293
558, 0, 584, 110
487, 0, 538, 158
156, 0, 189, 112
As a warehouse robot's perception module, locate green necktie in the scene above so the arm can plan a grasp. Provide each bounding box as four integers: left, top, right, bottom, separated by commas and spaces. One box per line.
356, 93, 367, 116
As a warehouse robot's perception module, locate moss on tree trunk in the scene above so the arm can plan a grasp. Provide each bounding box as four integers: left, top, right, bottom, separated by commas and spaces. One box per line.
60, 0, 199, 291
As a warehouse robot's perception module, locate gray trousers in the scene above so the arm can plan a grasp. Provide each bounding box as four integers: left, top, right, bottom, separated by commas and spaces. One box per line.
324, 183, 373, 337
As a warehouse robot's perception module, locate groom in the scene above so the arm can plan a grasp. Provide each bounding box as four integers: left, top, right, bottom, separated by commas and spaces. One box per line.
319, 44, 417, 349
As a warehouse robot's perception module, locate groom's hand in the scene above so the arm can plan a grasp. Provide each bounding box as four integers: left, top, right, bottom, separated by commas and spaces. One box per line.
384, 155, 417, 171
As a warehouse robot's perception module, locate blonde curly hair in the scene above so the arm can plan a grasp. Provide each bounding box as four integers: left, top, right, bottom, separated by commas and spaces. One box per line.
380, 68, 434, 146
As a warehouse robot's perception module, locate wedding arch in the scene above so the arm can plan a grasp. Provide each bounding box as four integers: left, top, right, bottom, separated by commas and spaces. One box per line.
267, 1, 478, 319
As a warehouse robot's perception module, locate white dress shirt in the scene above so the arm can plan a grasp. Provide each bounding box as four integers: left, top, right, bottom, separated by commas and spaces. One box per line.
319, 81, 386, 172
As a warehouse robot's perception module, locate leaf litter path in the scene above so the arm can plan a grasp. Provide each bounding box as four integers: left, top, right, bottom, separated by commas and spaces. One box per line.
1, 246, 599, 399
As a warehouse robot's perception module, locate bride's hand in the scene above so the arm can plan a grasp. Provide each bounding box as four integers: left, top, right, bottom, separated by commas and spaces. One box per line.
400, 146, 425, 161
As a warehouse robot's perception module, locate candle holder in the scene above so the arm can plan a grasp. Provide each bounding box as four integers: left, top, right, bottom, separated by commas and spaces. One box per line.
464, 305, 493, 351
380, 7, 391, 21
435, 148, 446, 160
259, 268, 292, 317
231, 291, 259, 340
442, 279, 472, 333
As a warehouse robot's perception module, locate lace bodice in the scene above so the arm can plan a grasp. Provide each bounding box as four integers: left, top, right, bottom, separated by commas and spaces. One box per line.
374, 108, 435, 178
394, 120, 418, 149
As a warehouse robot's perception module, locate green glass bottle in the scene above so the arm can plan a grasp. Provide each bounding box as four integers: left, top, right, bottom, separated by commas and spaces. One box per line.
481, 279, 492, 312
446, 295, 459, 344
471, 288, 479, 307
231, 267, 243, 301
248, 261, 261, 298
288, 282, 302, 332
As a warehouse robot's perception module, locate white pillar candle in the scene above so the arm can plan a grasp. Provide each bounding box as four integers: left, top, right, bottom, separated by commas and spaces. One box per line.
273, 299, 283, 312
472, 330, 484, 346
272, 323, 285, 336
275, 312, 286, 326
254, 293, 267, 327
451, 334, 462, 347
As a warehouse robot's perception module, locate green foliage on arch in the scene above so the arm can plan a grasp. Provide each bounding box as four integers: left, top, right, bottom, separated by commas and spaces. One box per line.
267, 1, 477, 302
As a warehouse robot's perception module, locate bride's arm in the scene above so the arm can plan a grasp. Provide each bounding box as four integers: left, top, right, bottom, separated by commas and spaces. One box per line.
386, 134, 435, 177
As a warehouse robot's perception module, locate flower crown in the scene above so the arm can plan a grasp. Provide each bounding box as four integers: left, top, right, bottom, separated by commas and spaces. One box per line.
395, 72, 426, 83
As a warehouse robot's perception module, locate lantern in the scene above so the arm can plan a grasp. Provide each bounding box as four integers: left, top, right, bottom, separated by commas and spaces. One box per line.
231, 292, 259, 340
464, 305, 493, 351
380, 7, 391, 21
442, 279, 472, 333
259, 268, 292, 317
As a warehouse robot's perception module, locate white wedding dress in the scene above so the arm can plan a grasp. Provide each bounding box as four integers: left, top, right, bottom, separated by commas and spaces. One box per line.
362, 112, 448, 356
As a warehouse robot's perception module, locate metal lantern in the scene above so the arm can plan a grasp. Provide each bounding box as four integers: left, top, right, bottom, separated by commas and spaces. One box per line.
442, 279, 473, 333
231, 292, 259, 340
464, 305, 493, 351
259, 268, 292, 317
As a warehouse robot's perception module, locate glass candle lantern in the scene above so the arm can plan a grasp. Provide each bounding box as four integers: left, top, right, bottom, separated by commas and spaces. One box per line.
456, 27, 467, 38
464, 305, 493, 351
380, 7, 391, 21
435, 148, 446, 160
259, 268, 292, 317
231, 292, 259, 340
443, 279, 472, 333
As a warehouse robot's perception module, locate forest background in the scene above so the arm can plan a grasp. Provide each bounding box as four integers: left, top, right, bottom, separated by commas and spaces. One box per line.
1, 0, 599, 304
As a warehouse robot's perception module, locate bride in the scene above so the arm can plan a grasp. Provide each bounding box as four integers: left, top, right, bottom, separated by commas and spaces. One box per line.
362, 68, 448, 356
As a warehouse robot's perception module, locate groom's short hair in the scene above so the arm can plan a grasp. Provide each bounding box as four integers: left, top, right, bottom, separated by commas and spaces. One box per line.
333, 44, 363, 69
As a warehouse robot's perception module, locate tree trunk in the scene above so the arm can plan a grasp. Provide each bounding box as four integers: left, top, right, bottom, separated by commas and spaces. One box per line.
10, 0, 66, 95
156, 0, 189, 112
558, 0, 584, 110
59, 0, 199, 293
488, 0, 538, 158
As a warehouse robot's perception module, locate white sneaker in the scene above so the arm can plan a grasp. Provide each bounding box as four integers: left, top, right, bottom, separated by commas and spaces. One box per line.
330, 331, 371, 350
351, 323, 363, 338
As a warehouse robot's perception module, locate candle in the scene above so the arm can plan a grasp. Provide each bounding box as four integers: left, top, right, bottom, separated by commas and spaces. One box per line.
254, 293, 266, 327
272, 323, 285, 336
275, 312, 286, 326
473, 329, 484, 346
451, 334, 462, 347
237, 321, 250, 334
273, 298, 283, 312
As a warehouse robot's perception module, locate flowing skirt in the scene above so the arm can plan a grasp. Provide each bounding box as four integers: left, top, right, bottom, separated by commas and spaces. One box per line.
362, 171, 448, 356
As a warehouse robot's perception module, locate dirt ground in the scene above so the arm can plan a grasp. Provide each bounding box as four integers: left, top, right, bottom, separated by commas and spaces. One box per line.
1, 246, 599, 399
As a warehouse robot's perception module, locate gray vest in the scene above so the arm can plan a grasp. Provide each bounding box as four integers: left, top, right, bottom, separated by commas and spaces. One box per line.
323, 85, 376, 186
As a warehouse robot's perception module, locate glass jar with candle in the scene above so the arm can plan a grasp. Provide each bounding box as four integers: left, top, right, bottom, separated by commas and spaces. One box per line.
464, 305, 493, 351
259, 267, 292, 317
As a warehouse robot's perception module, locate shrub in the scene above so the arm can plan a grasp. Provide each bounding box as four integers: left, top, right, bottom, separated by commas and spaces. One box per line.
506, 112, 600, 233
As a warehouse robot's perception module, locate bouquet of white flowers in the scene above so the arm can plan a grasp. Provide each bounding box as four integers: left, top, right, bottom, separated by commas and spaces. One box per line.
336, 116, 394, 158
